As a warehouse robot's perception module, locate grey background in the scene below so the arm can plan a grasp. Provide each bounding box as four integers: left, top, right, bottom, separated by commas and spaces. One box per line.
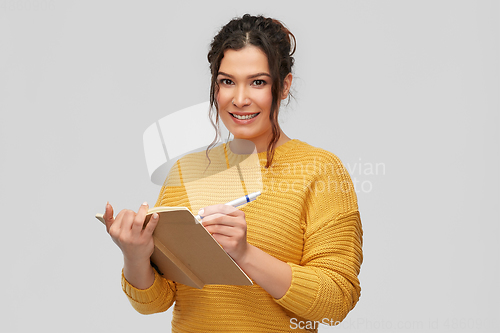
0, 0, 498, 332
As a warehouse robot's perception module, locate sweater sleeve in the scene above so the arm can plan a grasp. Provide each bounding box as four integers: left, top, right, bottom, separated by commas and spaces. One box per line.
275, 153, 363, 323
121, 172, 186, 314
121, 268, 176, 315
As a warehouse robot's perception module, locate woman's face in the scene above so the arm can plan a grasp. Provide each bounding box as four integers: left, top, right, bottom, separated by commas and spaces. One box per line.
216, 45, 274, 151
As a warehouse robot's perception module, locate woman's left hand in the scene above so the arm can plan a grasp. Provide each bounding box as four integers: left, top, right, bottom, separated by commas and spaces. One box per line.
198, 204, 248, 263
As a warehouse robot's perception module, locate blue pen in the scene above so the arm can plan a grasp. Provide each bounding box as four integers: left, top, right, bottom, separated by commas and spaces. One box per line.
195, 191, 261, 221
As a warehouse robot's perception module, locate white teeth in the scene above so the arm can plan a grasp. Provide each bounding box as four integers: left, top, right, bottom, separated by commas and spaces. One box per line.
231, 113, 259, 120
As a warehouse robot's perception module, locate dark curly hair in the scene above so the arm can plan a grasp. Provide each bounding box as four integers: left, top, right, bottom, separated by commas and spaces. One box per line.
207, 14, 296, 168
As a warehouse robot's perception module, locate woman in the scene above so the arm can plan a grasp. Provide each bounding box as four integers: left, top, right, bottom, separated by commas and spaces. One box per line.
104, 14, 362, 332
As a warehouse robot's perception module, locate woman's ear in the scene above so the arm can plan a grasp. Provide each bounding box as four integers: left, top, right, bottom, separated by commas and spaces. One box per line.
281, 73, 293, 100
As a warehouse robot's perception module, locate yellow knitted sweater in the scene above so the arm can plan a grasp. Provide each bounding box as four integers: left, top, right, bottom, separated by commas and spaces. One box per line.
121, 139, 363, 332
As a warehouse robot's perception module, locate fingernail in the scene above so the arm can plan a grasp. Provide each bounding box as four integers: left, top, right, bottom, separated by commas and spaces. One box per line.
142, 202, 148, 206
152, 213, 158, 219
198, 209, 204, 216
105, 201, 109, 210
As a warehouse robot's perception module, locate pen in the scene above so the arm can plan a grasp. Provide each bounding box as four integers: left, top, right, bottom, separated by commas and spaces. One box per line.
195, 191, 261, 221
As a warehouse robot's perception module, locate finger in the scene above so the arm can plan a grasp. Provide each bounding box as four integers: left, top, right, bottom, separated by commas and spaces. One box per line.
131, 202, 149, 234
198, 204, 241, 218
114, 209, 135, 233
205, 221, 246, 236
210, 232, 229, 244
103, 202, 114, 221
205, 224, 230, 237
201, 213, 239, 227
103, 202, 115, 232
210, 233, 237, 252
144, 212, 159, 236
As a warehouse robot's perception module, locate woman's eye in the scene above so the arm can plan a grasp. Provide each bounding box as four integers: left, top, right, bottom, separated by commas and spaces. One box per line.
219, 79, 233, 85
253, 80, 266, 86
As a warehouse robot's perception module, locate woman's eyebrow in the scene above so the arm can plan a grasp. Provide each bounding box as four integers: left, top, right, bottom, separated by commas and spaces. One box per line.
218, 71, 271, 79
217, 72, 234, 78
248, 72, 271, 79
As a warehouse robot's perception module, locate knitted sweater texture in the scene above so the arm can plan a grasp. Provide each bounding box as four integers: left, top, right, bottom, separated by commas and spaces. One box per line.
121, 139, 363, 332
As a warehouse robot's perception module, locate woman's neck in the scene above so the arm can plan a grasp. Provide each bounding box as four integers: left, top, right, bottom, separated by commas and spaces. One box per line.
230, 131, 291, 154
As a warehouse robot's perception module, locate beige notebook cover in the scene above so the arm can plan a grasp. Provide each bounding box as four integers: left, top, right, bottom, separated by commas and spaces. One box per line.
95, 207, 252, 289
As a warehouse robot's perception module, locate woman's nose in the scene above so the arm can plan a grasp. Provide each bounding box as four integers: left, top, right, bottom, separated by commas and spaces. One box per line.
232, 87, 251, 107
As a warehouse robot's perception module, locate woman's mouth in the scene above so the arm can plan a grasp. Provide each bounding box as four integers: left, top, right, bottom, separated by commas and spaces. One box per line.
230, 112, 260, 120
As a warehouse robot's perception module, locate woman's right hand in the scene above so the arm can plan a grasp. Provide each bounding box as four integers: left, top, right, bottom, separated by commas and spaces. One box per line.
103, 202, 159, 265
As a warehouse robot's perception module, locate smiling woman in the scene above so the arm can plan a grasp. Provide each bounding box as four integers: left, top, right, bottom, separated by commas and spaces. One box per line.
207, 14, 295, 168
104, 14, 363, 333
216, 45, 292, 153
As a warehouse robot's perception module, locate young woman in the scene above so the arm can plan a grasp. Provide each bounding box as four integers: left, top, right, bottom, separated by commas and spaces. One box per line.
103, 14, 363, 332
